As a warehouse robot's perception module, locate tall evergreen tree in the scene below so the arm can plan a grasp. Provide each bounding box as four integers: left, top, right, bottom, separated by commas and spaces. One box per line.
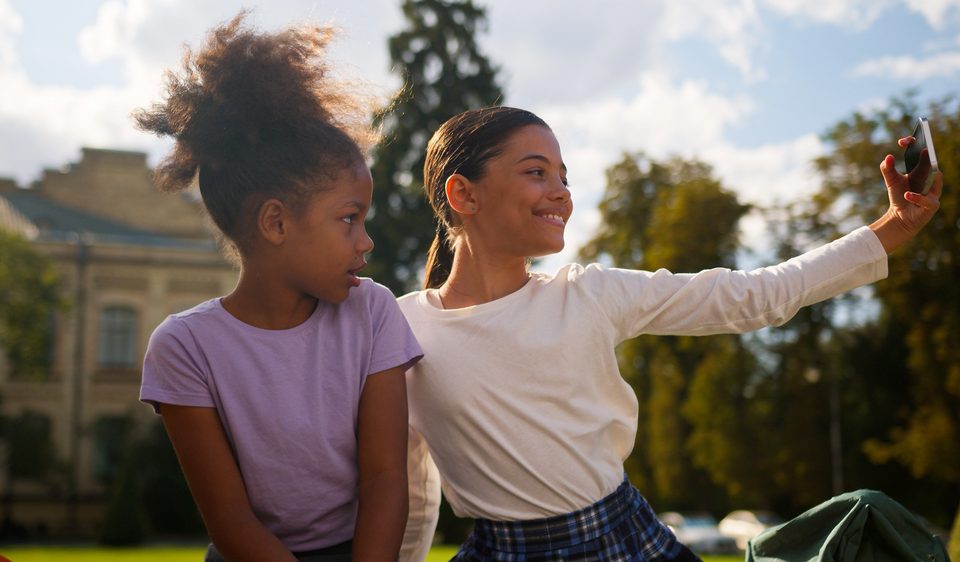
366, 0, 503, 294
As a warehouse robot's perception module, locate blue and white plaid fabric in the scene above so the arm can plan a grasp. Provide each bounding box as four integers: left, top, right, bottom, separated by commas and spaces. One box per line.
452, 478, 700, 561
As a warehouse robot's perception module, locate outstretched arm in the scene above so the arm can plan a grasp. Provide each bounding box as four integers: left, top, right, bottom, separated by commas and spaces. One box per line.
161, 404, 297, 562
870, 136, 943, 254
354, 366, 409, 562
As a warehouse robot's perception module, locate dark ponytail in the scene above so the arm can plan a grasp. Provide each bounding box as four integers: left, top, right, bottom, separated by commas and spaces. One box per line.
421, 106, 549, 289
424, 223, 455, 289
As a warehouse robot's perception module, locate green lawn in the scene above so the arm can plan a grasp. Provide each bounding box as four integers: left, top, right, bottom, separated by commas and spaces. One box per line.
0, 545, 743, 561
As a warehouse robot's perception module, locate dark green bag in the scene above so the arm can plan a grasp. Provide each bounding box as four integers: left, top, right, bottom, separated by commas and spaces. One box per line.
747, 489, 950, 561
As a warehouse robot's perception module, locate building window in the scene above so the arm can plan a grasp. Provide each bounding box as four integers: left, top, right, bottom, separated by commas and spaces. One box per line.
98, 306, 137, 368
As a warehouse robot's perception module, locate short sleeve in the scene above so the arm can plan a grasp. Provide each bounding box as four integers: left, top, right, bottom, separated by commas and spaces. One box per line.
139, 316, 216, 413
364, 281, 423, 375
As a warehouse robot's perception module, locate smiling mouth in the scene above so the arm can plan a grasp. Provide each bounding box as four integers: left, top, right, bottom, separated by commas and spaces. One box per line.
535, 212, 566, 227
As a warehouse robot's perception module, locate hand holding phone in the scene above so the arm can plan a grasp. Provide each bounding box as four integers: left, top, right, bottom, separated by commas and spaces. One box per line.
904, 117, 939, 195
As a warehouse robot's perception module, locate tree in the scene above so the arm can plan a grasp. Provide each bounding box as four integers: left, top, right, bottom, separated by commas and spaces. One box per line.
99, 419, 204, 545
366, 0, 503, 294
0, 231, 61, 377
0, 231, 63, 532
788, 95, 959, 554
579, 153, 751, 510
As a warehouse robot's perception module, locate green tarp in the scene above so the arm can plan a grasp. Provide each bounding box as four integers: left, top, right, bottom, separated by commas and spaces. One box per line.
747, 489, 950, 561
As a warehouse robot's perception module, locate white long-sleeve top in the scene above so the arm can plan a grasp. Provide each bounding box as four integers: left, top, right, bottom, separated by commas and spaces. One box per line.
397, 226, 888, 560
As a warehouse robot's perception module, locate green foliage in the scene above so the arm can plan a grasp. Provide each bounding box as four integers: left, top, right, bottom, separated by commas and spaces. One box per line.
98, 461, 147, 546
0, 230, 62, 376
132, 422, 204, 537
770, 93, 959, 533
4, 410, 57, 481
366, 0, 503, 294
809, 96, 960, 483
98, 420, 204, 545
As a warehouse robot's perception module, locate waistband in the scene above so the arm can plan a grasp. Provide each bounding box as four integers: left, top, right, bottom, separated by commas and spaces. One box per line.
293, 539, 352, 557
472, 477, 646, 551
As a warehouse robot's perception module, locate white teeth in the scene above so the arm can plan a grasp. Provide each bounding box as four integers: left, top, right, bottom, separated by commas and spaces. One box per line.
541, 213, 565, 224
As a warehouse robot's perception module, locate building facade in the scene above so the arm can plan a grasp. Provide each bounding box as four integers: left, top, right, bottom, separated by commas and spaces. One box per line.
0, 148, 237, 538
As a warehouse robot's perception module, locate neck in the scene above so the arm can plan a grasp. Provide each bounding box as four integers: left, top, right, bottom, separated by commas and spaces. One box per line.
222, 261, 318, 330
438, 242, 530, 309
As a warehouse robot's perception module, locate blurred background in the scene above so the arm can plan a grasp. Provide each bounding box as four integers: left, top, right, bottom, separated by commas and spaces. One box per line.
0, 0, 957, 557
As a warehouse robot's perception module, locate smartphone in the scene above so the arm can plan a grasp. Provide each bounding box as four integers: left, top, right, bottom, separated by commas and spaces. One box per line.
904, 117, 939, 195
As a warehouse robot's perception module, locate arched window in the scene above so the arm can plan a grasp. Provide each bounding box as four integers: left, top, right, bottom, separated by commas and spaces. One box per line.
98, 306, 137, 368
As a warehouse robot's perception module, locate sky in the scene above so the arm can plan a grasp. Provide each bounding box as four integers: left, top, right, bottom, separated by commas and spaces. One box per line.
1, 0, 958, 273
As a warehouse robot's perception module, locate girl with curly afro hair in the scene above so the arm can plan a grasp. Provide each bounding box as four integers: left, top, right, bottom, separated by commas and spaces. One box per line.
136, 12, 421, 562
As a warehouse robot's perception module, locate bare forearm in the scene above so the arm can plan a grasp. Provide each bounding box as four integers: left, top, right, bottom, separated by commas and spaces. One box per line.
206, 510, 297, 562
352, 468, 409, 562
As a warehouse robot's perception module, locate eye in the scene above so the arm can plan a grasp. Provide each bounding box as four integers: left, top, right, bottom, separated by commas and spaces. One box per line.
561, 176, 569, 186
341, 214, 357, 225
527, 169, 545, 177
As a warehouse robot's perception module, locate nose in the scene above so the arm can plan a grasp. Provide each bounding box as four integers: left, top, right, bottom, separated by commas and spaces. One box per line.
550, 176, 571, 203
358, 225, 374, 254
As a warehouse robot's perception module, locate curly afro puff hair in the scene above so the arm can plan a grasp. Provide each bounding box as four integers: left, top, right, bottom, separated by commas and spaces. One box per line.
133, 11, 377, 252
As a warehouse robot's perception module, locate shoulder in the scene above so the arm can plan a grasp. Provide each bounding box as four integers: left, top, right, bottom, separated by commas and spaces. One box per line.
532, 262, 619, 290
145, 299, 225, 363
149, 299, 220, 347
346, 278, 405, 319
396, 289, 424, 314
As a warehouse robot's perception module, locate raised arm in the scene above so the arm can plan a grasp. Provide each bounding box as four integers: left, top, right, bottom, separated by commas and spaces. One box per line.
161, 404, 297, 562
870, 136, 943, 254
354, 366, 409, 562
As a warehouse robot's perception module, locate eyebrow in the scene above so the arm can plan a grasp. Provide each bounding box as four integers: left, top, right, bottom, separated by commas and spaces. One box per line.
340, 200, 369, 212
516, 154, 568, 173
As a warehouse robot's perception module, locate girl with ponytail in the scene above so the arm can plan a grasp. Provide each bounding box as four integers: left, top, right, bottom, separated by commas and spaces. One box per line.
398, 106, 942, 561
136, 13, 421, 562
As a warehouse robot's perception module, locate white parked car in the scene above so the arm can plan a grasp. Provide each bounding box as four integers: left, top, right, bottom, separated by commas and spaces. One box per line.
659, 511, 739, 555
718, 510, 785, 551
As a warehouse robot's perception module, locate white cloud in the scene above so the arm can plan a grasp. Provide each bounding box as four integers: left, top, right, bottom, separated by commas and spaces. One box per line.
705, 133, 825, 208
854, 51, 960, 79
78, 0, 146, 64
761, 0, 896, 28
0, 0, 401, 185
661, 0, 766, 80
0, 0, 22, 68
483, 2, 668, 105
904, 0, 960, 29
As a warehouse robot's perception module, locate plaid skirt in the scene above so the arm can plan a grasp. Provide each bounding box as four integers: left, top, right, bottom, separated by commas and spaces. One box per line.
452, 479, 701, 561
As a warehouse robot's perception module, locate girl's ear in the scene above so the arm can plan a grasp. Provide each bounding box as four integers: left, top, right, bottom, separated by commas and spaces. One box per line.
445, 173, 479, 216
258, 198, 288, 245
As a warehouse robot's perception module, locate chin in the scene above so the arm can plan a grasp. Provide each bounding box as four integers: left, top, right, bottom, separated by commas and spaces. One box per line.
528, 243, 564, 259
316, 287, 351, 305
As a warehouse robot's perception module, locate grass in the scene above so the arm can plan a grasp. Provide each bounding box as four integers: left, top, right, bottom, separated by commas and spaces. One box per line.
0, 545, 744, 561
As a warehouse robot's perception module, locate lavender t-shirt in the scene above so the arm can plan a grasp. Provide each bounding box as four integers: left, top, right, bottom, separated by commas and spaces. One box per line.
139, 279, 422, 551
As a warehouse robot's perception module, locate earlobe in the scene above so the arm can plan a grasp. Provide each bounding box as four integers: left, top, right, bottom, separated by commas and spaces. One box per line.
445, 174, 479, 215
258, 199, 288, 245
